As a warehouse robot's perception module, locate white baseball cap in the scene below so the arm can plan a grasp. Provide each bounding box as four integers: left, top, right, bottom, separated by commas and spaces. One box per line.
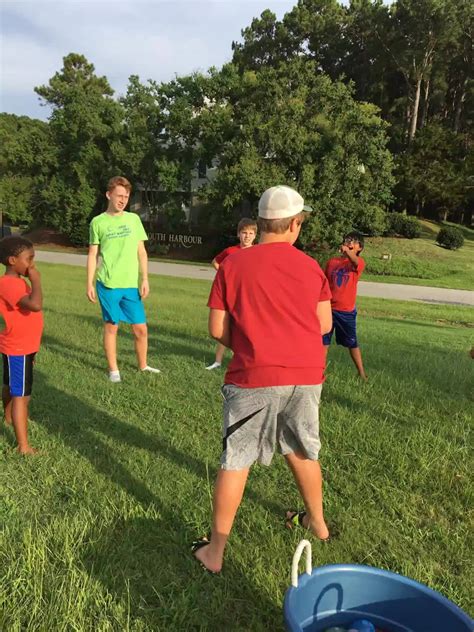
258, 185, 313, 220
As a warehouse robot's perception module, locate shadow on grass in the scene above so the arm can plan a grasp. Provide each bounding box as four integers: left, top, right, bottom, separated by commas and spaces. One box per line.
325, 330, 472, 406
42, 334, 105, 371
0, 422, 16, 449
43, 309, 211, 365
82, 515, 282, 630
31, 371, 284, 629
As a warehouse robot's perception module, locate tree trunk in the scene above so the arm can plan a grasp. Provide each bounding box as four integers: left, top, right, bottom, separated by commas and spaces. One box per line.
409, 77, 422, 142
405, 102, 412, 142
420, 76, 430, 128
454, 78, 467, 133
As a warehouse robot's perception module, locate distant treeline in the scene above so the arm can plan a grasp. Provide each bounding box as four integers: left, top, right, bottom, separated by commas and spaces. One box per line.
0, 0, 472, 246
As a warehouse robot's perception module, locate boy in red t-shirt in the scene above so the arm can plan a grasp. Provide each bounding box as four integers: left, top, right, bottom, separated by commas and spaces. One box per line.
0, 236, 43, 454
193, 186, 333, 574
323, 231, 367, 380
205, 218, 257, 370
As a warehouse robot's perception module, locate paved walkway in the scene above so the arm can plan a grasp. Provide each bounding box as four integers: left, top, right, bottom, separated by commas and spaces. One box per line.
35, 250, 474, 307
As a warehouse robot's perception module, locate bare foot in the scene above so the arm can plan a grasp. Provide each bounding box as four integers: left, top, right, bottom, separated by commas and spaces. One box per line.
17, 446, 39, 456
309, 516, 330, 541
286, 511, 330, 541
194, 542, 222, 574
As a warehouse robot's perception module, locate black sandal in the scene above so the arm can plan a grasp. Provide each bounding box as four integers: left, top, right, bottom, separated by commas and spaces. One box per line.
285, 511, 331, 542
191, 537, 221, 575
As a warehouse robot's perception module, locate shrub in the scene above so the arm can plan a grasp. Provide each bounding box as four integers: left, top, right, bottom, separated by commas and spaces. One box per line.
385, 213, 421, 239
385, 213, 406, 236
437, 226, 464, 250
401, 216, 422, 239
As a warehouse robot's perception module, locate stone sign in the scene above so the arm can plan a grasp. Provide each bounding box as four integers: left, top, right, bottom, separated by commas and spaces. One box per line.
148, 232, 204, 249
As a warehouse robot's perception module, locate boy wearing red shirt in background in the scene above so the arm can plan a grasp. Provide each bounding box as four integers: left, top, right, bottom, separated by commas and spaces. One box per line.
193, 185, 333, 574
0, 237, 43, 454
323, 231, 367, 380
206, 218, 257, 371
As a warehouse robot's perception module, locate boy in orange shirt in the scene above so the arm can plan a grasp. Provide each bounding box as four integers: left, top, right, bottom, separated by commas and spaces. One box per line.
0, 236, 43, 454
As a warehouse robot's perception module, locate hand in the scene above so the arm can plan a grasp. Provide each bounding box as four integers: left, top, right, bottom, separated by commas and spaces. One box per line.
140, 279, 150, 299
27, 266, 41, 281
87, 285, 96, 303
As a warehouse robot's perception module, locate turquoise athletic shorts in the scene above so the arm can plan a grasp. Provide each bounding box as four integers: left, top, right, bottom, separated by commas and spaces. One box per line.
96, 281, 146, 325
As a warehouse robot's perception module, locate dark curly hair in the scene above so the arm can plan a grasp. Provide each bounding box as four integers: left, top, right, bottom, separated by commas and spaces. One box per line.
343, 230, 365, 250
0, 236, 34, 266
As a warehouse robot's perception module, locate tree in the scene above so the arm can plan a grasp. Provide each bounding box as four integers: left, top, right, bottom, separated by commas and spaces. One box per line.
194, 58, 393, 247
232, 9, 296, 71
228, 1, 474, 224
396, 123, 468, 219
35, 53, 123, 243
0, 114, 56, 225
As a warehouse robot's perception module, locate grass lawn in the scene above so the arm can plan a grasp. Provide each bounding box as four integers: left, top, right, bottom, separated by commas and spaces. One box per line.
1, 264, 473, 631
362, 220, 474, 290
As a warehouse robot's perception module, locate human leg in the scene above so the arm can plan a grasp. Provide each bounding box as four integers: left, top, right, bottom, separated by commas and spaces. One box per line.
322, 327, 333, 371
194, 386, 276, 571
131, 323, 148, 370
120, 289, 159, 373
285, 452, 329, 540
104, 322, 119, 373
206, 342, 226, 370
215, 342, 226, 363
278, 384, 329, 539
96, 282, 122, 377
2, 385, 12, 424
349, 346, 367, 380
194, 467, 249, 573
4, 354, 37, 453
2, 355, 12, 423
333, 309, 366, 378
11, 396, 36, 454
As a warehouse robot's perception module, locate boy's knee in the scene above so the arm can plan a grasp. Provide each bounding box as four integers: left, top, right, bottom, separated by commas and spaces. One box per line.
132, 324, 147, 339
104, 323, 119, 334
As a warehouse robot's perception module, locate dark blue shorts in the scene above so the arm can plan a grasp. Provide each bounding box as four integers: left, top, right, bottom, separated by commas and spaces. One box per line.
2, 353, 36, 397
96, 281, 146, 325
322, 309, 358, 349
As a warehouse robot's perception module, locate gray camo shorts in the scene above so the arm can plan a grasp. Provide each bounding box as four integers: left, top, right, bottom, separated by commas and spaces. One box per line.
220, 383, 323, 470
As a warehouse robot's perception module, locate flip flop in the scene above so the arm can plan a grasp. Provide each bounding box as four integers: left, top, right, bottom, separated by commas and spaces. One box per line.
285, 510, 331, 542
191, 537, 221, 575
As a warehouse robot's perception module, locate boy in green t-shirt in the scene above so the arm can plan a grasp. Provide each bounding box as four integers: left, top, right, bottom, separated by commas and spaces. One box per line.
87, 176, 160, 382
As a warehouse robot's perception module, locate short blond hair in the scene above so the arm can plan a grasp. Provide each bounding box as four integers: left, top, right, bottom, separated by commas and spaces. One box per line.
237, 217, 257, 234
257, 211, 306, 234
107, 176, 132, 193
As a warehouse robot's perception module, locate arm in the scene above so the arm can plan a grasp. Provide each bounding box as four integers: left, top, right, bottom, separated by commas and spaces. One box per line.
208, 308, 231, 347
18, 267, 42, 312
138, 241, 149, 299
211, 258, 220, 271
341, 245, 360, 271
86, 245, 99, 302
317, 300, 332, 335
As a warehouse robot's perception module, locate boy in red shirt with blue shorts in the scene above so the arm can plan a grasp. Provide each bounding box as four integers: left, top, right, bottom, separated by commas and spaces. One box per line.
323, 231, 367, 380
0, 236, 43, 454
193, 186, 333, 574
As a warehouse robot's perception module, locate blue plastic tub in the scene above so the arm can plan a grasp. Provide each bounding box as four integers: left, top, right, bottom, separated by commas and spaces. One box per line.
284, 540, 473, 632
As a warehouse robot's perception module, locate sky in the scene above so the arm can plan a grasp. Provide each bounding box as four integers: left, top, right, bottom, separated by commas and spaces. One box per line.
0, 0, 297, 120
